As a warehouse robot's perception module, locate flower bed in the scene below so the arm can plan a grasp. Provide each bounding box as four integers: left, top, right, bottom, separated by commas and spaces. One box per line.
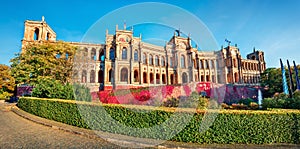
98, 85, 183, 105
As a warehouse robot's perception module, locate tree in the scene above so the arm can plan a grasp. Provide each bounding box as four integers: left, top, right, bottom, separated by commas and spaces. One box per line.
10, 41, 76, 85
260, 65, 300, 98
260, 68, 282, 97
0, 64, 15, 98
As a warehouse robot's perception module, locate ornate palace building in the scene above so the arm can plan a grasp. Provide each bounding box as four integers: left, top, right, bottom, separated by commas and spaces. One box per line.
21, 17, 266, 92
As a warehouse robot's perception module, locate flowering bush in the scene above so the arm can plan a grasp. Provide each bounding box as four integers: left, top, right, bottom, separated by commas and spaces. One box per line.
98, 85, 187, 106
97, 84, 211, 109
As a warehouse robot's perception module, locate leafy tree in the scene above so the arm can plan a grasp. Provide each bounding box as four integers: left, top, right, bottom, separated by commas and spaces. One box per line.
260, 68, 283, 97
0, 64, 15, 98
260, 65, 300, 98
10, 41, 76, 85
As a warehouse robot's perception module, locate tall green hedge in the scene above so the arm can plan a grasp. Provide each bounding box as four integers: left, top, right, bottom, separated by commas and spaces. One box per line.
17, 97, 300, 144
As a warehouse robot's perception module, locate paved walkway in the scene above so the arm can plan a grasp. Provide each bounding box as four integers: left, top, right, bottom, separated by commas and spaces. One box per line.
1, 100, 299, 149
0, 101, 121, 148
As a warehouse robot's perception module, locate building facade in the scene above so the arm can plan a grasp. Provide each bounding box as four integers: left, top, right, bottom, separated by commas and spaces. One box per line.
21, 17, 266, 92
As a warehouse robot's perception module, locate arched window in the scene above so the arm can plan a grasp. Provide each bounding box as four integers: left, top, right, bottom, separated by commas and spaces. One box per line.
34, 28, 39, 40
149, 55, 153, 65
206, 75, 210, 82
155, 55, 159, 66
108, 69, 113, 82
46, 32, 50, 40
82, 70, 87, 83
234, 72, 239, 83
181, 55, 185, 68
98, 70, 103, 83
122, 47, 127, 60
83, 48, 88, 57
150, 73, 154, 84
91, 48, 96, 60
162, 74, 166, 84
120, 68, 128, 82
199, 60, 203, 69
170, 74, 174, 84
142, 53, 147, 64
143, 72, 147, 83
182, 72, 188, 84
99, 50, 105, 61
161, 56, 165, 66
134, 70, 139, 82
134, 50, 138, 62
109, 48, 115, 60
90, 70, 95, 83
206, 60, 209, 69
156, 73, 160, 84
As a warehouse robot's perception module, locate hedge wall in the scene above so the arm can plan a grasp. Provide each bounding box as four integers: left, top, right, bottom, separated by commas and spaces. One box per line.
17, 97, 300, 144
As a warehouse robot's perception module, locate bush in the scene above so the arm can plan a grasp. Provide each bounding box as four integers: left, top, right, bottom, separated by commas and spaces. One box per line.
249, 102, 259, 110
238, 98, 254, 106
31, 78, 74, 100
18, 97, 300, 144
163, 97, 179, 107
73, 83, 92, 102
262, 91, 300, 109
0, 91, 12, 100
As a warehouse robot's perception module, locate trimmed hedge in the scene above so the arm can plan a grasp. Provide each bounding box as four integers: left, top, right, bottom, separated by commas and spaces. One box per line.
17, 97, 300, 144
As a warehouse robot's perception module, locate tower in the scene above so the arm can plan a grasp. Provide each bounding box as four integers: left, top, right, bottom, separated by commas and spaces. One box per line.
21, 16, 56, 51
247, 48, 266, 73
221, 45, 242, 84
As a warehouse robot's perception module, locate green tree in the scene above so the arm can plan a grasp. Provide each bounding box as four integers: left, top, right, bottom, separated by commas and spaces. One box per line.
260, 68, 282, 97
10, 41, 76, 85
0, 64, 15, 98
260, 65, 300, 98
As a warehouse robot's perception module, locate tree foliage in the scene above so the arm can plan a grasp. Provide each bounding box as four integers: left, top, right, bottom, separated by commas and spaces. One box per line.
31, 77, 74, 100
0, 64, 15, 98
10, 41, 76, 85
260, 68, 283, 97
260, 65, 300, 97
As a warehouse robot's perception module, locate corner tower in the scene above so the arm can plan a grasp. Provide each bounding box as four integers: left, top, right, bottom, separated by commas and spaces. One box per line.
246, 48, 266, 73
21, 16, 56, 51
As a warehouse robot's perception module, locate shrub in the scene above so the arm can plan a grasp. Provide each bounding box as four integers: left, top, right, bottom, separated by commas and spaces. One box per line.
249, 102, 259, 109
198, 97, 209, 109
73, 83, 91, 102
31, 78, 74, 100
262, 91, 300, 109
238, 98, 254, 106
163, 97, 179, 107
0, 91, 11, 100
18, 97, 300, 144
221, 103, 230, 109
231, 103, 248, 110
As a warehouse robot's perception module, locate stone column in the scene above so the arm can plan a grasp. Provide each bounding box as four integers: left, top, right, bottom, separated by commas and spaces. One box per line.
214, 60, 218, 83
106, 46, 110, 60
87, 69, 91, 83
130, 45, 134, 84
113, 45, 119, 88
87, 47, 91, 60
95, 69, 99, 83
96, 48, 100, 61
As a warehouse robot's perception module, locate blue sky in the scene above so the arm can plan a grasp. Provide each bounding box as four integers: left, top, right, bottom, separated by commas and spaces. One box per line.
0, 0, 299, 68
